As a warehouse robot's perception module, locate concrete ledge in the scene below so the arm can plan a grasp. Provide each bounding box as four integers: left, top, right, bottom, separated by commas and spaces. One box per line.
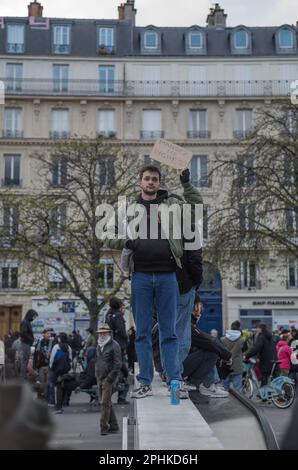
134, 374, 224, 450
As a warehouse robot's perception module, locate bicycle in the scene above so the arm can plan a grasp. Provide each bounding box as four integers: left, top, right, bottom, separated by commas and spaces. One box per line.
242, 358, 295, 409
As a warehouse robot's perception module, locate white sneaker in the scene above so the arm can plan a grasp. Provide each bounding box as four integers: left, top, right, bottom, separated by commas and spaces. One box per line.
199, 383, 229, 398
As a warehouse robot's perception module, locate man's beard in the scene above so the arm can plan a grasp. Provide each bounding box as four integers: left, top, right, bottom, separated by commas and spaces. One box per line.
142, 188, 157, 196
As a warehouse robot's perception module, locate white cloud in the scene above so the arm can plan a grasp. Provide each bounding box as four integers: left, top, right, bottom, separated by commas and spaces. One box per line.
1, 0, 298, 26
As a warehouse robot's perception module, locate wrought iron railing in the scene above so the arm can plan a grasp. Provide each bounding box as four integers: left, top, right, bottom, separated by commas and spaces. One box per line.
0, 79, 294, 98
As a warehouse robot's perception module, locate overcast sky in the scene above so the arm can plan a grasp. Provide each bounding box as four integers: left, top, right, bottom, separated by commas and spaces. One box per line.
1, 0, 298, 27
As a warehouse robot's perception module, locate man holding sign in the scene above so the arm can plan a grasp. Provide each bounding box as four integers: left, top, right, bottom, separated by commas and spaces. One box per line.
103, 142, 202, 399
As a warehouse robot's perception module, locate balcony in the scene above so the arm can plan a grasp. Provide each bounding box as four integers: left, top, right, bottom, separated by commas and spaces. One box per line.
97, 45, 115, 56
53, 44, 71, 54
2, 130, 24, 139
97, 131, 117, 139
140, 131, 164, 140
187, 130, 211, 139
1, 178, 22, 188
236, 280, 262, 290
49, 131, 70, 140
7, 43, 25, 53
233, 129, 253, 140
0, 79, 294, 98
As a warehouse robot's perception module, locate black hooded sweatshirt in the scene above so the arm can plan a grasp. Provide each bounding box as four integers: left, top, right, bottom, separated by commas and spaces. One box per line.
20, 310, 37, 346
126, 191, 176, 273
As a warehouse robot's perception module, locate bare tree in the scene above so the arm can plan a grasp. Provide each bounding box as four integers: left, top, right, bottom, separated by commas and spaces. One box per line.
208, 102, 298, 276
0, 138, 143, 329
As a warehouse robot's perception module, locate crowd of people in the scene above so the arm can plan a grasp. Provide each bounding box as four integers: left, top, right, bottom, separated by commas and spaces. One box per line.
2, 164, 298, 437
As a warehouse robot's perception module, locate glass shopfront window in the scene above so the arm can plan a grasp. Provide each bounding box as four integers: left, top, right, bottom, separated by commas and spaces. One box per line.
240, 309, 272, 332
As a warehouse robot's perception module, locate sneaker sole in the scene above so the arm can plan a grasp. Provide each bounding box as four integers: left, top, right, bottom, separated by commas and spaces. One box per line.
133, 392, 154, 399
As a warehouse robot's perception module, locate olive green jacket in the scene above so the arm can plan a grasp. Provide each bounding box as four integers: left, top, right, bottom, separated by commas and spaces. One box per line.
104, 181, 203, 270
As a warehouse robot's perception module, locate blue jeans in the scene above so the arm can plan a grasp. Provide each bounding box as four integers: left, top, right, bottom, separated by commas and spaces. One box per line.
203, 365, 220, 387
224, 373, 242, 391
176, 288, 196, 376
131, 272, 180, 385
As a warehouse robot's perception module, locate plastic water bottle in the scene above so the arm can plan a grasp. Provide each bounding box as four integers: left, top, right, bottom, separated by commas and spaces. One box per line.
170, 380, 180, 405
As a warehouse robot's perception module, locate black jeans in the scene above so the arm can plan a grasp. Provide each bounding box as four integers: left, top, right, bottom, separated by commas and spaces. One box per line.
183, 350, 218, 387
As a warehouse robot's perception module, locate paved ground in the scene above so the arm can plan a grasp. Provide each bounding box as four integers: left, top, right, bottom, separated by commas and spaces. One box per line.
49, 392, 133, 450
258, 399, 295, 448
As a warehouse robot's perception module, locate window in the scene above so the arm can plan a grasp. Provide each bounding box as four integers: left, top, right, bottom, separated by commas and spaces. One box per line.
238, 155, 256, 187
3, 205, 19, 241
240, 309, 272, 331
48, 260, 67, 289
51, 110, 69, 139
190, 155, 209, 188
239, 204, 256, 239
234, 109, 253, 139
144, 31, 158, 49
234, 30, 248, 49
3, 108, 23, 138
279, 29, 294, 48
99, 260, 114, 289
286, 208, 298, 236
3, 155, 20, 186
203, 205, 209, 240
99, 66, 115, 94
53, 25, 71, 54
53, 65, 69, 93
288, 260, 298, 288
98, 27, 114, 51
52, 159, 67, 187
284, 155, 296, 186
240, 261, 260, 289
188, 110, 209, 138
50, 206, 67, 245
6, 63, 23, 92
7, 25, 25, 53
98, 157, 115, 188
98, 110, 116, 137
0, 261, 18, 289
141, 110, 163, 139
189, 32, 203, 48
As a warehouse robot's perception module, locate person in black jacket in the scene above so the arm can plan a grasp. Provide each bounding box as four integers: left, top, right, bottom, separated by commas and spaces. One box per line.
244, 323, 277, 386
19, 309, 38, 381
182, 297, 231, 399
95, 324, 122, 436
176, 245, 203, 398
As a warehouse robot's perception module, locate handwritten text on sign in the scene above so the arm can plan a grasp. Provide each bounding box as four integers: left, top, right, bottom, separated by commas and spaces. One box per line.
150, 139, 193, 170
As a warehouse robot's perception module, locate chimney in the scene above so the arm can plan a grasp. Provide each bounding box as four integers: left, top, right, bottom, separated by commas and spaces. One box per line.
118, 1, 137, 26
28, 1, 43, 17
206, 3, 227, 28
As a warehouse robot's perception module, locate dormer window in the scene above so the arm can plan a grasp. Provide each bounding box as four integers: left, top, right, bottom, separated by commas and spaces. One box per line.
144, 30, 158, 49
97, 27, 115, 53
231, 27, 252, 55
189, 31, 203, 49
279, 29, 294, 48
53, 25, 71, 54
234, 30, 248, 49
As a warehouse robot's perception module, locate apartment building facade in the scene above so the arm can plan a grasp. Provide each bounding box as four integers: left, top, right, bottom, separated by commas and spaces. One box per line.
0, 1, 297, 337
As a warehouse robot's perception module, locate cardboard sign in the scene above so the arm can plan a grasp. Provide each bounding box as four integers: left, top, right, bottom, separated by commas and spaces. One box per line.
150, 139, 193, 170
